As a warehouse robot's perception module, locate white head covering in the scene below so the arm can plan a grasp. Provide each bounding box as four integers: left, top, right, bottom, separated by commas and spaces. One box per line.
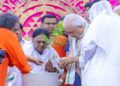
88, 0, 112, 22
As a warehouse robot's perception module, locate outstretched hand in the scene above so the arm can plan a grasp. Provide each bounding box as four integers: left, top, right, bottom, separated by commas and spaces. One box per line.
31, 58, 43, 65
58, 57, 70, 68
27, 56, 43, 65
45, 60, 55, 72
58, 57, 79, 68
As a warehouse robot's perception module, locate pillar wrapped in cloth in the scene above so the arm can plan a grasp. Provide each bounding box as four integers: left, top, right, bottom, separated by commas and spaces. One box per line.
22, 72, 59, 86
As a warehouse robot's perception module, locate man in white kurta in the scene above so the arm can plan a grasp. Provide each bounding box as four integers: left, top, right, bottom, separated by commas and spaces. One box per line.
61, 14, 88, 85
80, 1, 120, 86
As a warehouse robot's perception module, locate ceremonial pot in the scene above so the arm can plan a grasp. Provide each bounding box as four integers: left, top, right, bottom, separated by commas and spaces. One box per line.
22, 72, 59, 86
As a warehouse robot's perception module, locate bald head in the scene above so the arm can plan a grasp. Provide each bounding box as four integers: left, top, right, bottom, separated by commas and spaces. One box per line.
63, 14, 86, 29
63, 14, 86, 38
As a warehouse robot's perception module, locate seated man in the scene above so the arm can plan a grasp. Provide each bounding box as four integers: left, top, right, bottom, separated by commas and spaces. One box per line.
23, 28, 63, 74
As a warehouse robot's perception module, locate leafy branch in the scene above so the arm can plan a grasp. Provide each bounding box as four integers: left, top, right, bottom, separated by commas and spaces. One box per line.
43, 21, 64, 46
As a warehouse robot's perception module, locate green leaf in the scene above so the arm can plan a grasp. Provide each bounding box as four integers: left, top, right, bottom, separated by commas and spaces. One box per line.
43, 21, 64, 46
43, 34, 50, 44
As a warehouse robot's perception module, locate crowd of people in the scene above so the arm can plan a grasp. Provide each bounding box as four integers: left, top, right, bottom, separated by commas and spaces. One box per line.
0, 0, 120, 86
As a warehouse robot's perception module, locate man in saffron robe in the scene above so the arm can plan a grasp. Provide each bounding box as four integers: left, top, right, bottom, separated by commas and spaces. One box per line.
0, 13, 31, 86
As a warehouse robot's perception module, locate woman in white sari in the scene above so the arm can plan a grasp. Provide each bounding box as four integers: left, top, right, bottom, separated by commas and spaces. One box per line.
23, 28, 63, 74
80, 1, 120, 86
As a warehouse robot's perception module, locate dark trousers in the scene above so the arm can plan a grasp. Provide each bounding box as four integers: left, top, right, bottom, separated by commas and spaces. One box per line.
74, 72, 81, 86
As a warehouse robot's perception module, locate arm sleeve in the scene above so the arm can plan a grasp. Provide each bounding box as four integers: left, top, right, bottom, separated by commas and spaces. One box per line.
6, 35, 31, 74
50, 47, 64, 75
79, 42, 97, 69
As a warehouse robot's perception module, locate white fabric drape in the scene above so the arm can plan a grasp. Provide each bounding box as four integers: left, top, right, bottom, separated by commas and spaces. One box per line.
88, 0, 112, 22
80, 8, 120, 86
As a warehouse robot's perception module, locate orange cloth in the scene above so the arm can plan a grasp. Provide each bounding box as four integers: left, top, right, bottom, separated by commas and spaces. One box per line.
52, 35, 67, 57
0, 28, 31, 86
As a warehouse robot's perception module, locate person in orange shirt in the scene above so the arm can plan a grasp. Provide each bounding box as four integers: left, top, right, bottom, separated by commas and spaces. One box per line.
0, 13, 31, 86
51, 35, 67, 57
41, 14, 67, 86
41, 14, 67, 57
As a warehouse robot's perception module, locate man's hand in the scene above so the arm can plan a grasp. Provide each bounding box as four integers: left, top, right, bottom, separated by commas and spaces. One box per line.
58, 57, 70, 68
45, 60, 55, 72
59, 57, 79, 68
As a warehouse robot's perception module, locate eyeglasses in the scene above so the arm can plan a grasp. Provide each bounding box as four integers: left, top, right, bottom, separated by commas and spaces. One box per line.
35, 40, 46, 44
63, 31, 72, 35
64, 26, 83, 35
44, 23, 57, 25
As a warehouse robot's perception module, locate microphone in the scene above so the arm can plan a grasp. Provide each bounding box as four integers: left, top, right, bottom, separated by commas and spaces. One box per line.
0, 49, 6, 64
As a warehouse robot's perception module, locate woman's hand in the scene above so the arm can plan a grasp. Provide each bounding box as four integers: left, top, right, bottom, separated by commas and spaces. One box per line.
27, 56, 43, 65
45, 60, 54, 72
30, 58, 43, 65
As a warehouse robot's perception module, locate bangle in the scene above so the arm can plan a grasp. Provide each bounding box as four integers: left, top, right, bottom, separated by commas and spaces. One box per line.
59, 79, 63, 83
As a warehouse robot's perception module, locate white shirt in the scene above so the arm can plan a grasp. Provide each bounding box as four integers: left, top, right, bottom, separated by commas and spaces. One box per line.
23, 41, 63, 74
